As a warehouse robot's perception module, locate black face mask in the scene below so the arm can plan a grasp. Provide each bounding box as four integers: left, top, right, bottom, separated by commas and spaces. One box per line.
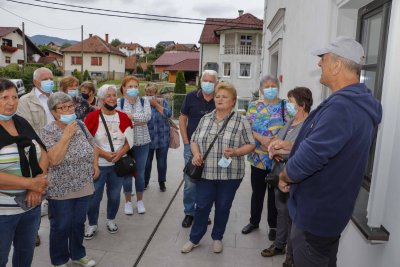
104, 103, 117, 111
81, 93, 90, 100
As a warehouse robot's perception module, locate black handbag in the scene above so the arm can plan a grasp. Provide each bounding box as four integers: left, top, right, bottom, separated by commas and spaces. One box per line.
100, 112, 136, 177
184, 112, 235, 180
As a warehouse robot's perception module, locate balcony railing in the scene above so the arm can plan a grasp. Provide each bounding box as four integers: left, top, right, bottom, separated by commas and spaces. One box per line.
1, 45, 18, 53
224, 45, 261, 55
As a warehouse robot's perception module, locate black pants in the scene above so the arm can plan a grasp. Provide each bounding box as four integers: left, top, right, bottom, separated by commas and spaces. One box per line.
249, 166, 277, 228
291, 223, 340, 267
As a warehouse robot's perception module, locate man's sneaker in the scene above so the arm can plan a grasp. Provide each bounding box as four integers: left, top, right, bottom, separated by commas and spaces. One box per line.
182, 215, 194, 228
72, 256, 96, 267
181, 241, 199, 253
124, 201, 133, 215
213, 240, 223, 253
137, 200, 146, 214
84, 225, 98, 240
261, 244, 286, 257
41, 201, 48, 217
106, 219, 118, 234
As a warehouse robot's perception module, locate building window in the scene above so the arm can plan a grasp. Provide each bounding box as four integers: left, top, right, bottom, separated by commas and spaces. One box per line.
2, 39, 12, 46
223, 63, 231, 77
71, 56, 82, 65
239, 63, 251, 77
17, 44, 23, 50
91, 57, 102, 66
204, 62, 219, 73
5, 57, 11, 64
240, 35, 252, 46
17, 59, 24, 64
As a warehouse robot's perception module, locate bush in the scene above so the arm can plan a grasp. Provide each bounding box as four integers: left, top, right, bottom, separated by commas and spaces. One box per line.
145, 74, 151, 81
72, 69, 82, 82
173, 71, 186, 118
83, 70, 91, 81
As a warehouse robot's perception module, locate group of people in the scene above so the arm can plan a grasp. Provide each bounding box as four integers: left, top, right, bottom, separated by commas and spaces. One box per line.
0, 36, 382, 267
0, 68, 173, 267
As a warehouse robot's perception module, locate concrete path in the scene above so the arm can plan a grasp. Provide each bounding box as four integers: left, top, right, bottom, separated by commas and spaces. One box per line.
10, 142, 285, 267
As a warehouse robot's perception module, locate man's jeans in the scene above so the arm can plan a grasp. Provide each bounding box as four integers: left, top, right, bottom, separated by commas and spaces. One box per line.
87, 166, 123, 226
48, 195, 91, 266
0, 206, 41, 267
183, 144, 196, 216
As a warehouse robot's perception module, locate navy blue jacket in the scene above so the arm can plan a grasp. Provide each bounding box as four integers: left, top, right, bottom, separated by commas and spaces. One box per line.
286, 83, 382, 237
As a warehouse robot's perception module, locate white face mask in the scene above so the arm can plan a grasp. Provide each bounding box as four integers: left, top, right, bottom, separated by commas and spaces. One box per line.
218, 156, 232, 168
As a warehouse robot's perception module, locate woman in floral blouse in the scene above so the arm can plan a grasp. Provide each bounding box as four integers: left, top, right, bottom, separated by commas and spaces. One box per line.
117, 76, 151, 215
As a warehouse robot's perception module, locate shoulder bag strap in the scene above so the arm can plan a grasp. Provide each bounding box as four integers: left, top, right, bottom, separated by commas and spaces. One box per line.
120, 97, 125, 110
202, 111, 235, 160
76, 120, 88, 140
281, 100, 285, 123
99, 112, 115, 152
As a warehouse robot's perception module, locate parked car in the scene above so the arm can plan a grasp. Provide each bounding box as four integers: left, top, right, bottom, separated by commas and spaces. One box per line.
9, 79, 26, 96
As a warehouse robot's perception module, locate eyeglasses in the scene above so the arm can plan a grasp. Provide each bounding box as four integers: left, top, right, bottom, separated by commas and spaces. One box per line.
56, 104, 75, 111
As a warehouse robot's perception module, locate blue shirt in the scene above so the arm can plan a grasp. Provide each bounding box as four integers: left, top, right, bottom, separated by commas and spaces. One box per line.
147, 99, 172, 149
180, 90, 215, 141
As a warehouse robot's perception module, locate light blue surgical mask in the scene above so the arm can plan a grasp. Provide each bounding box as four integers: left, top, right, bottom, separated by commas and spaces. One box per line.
218, 156, 232, 168
263, 87, 278, 100
201, 82, 215, 95
59, 113, 77, 124
127, 88, 139, 97
40, 80, 54, 93
0, 112, 16, 121
67, 89, 78, 97
286, 102, 297, 116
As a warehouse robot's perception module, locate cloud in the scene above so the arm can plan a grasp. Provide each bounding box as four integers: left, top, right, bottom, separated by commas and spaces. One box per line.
192, 3, 238, 18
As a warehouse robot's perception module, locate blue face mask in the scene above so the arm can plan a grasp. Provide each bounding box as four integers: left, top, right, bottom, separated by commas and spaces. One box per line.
263, 87, 278, 100
127, 88, 139, 97
218, 156, 232, 168
286, 102, 297, 116
40, 80, 54, 93
201, 82, 215, 95
67, 89, 78, 97
0, 112, 16, 121
59, 113, 77, 124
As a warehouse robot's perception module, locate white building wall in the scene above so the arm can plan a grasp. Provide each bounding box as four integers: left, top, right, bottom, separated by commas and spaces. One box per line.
0, 32, 24, 67
263, 0, 400, 266
200, 44, 219, 72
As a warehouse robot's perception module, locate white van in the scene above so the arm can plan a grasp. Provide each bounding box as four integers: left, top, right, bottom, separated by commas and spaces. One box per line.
9, 79, 26, 96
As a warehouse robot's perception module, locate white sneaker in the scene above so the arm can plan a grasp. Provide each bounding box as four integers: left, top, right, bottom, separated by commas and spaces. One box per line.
124, 202, 133, 215
72, 256, 96, 267
41, 201, 48, 217
181, 241, 199, 253
84, 225, 98, 240
137, 200, 146, 214
106, 219, 118, 234
213, 240, 223, 253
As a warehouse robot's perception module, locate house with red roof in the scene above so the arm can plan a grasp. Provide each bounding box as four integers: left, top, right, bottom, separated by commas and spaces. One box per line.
152, 51, 199, 83
0, 27, 44, 67
117, 42, 146, 57
199, 10, 263, 101
61, 34, 126, 79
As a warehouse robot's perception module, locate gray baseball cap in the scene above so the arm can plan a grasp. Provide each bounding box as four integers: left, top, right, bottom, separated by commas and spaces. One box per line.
312, 36, 365, 65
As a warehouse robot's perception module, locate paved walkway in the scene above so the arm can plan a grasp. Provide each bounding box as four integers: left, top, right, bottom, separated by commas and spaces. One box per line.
14, 143, 285, 267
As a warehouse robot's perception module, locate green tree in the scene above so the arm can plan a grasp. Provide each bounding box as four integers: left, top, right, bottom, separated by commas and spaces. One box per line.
72, 69, 82, 82
173, 71, 186, 118
83, 70, 91, 81
61, 43, 72, 49
111, 38, 122, 47
136, 65, 143, 74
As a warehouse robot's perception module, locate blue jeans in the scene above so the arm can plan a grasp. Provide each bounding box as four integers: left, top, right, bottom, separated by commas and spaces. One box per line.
183, 144, 196, 216
87, 166, 123, 225
0, 206, 41, 267
124, 144, 149, 193
48, 195, 91, 265
190, 179, 242, 244
145, 146, 169, 184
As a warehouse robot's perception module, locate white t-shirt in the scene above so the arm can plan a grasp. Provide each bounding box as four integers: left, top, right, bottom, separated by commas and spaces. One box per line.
34, 88, 54, 125
94, 113, 127, 166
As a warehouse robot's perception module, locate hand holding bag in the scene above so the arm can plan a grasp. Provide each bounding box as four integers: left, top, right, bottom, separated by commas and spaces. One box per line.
168, 118, 180, 149
184, 112, 235, 180
100, 112, 136, 177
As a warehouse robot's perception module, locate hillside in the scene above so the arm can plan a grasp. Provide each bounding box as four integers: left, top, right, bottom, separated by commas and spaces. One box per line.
30, 35, 79, 45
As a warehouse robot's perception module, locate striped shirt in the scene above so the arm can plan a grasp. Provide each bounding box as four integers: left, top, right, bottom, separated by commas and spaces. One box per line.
191, 110, 255, 180
117, 97, 151, 146
0, 141, 41, 215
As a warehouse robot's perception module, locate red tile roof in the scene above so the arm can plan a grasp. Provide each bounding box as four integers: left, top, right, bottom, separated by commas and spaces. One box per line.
199, 13, 263, 44
152, 51, 199, 66
61, 35, 126, 57
125, 56, 137, 70
165, 43, 193, 52
164, 58, 199, 71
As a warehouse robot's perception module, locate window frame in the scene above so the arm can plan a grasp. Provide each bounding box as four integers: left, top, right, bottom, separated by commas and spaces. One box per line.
240, 35, 252, 46
71, 56, 82, 65
223, 62, 231, 77
239, 63, 251, 78
5, 56, 11, 64
91, 56, 102, 66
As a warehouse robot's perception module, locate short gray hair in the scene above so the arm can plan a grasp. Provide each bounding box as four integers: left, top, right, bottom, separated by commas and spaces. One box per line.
97, 84, 117, 99
201, 69, 218, 82
259, 75, 280, 89
144, 82, 158, 94
33, 67, 52, 81
331, 53, 362, 76
47, 92, 73, 111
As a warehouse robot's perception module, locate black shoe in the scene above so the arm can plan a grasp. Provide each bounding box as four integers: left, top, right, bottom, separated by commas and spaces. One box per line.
261, 244, 286, 257
182, 215, 194, 228
282, 256, 295, 267
35, 235, 40, 247
144, 183, 149, 190
241, 223, 259, 234
268, 228, 277, 241
208, 217, 212, 225
159, 182, 166, 192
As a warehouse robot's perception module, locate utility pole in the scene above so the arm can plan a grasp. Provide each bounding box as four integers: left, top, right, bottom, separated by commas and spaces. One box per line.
81, 25, 83, 80
22, 22, 27, 72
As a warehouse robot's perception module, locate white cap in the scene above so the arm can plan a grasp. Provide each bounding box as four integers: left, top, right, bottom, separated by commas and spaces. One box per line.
312, 36, 365, 65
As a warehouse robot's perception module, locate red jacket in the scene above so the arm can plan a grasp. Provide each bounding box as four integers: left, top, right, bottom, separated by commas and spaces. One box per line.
84, 109, 132, 137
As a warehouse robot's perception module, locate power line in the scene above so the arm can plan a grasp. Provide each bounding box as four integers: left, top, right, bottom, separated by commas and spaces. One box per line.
0, 6, 80, 30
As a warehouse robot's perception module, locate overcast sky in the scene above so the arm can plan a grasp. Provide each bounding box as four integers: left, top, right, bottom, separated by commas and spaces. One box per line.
0, 0, 264, 47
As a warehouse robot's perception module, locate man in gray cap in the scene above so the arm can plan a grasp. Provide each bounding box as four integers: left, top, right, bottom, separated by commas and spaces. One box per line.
278, 36, 382, 267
